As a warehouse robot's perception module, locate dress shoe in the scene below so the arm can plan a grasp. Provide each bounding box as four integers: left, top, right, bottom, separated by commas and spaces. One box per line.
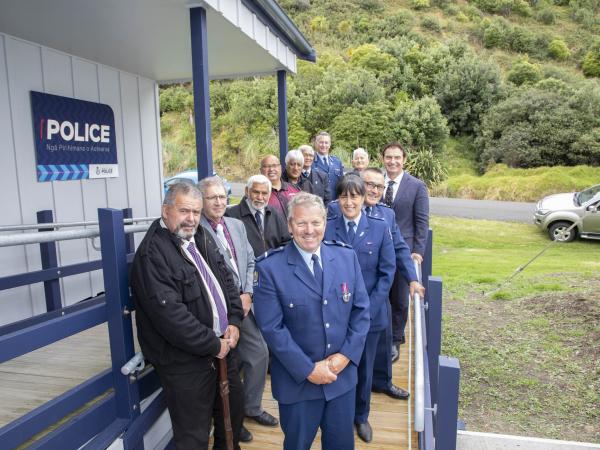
239, 425, 253, 442
391, 343, 400, 363
356, 421, 373, 443
247, 410, 279, 427
372, 384, 410, 400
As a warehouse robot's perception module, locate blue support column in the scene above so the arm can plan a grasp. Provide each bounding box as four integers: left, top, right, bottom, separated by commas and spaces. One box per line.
190, 7, 213, 181
427, 276, 443, 411
436, 356, 460, 450
122, 208, 135, 255
37, 210, 62, 312
424, 229, 433, 331
277, 70, 288, 164
98, 208, 140, 423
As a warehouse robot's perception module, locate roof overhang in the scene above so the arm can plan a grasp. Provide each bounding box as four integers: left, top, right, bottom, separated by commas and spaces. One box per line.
0, 0, 315, 82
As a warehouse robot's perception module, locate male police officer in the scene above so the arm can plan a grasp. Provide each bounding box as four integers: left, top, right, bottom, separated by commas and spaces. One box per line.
312, 131, 344, 200
253, 192, 370, 450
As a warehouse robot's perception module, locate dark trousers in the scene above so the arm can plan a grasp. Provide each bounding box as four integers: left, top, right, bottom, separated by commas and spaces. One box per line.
279, 388, 355, 450
372, 309, 393, 390
156, 352, 244, 450
390, 268, 410, 343
355, 329, 386, 423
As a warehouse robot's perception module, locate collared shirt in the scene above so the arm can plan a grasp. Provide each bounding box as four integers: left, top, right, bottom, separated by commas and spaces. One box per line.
245, 198, 265, 217
205, 216, 238, 264
384, 171, 405, 202
344, 212, 362, 234
319, 155, 329, 166
293, 241, 322, 276
267, 181, 300, 219
160, 219, 228, 336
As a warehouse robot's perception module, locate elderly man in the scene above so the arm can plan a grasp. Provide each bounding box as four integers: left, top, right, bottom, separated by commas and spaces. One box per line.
351, 148, 369, 173
312, 132, 344, 200
131, 182, 244, 450
199, 177, 277, 442
253, 193, 370, 450
297, 145, 331, 205
225, 174, 291, 257
281, 149, 304, 188
382, 142, 429, 355
260, 154, 300, 220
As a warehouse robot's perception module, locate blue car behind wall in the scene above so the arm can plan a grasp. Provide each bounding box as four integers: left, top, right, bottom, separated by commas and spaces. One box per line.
163, 170, 232, 203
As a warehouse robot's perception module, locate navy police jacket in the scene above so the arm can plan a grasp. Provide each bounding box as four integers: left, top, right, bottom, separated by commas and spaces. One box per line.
312, 154, 344, 200
253, 242, 370, 404
324, 214, 395, 332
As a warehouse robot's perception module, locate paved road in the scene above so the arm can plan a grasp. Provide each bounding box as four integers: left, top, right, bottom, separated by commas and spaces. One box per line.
230, 182, 536, 223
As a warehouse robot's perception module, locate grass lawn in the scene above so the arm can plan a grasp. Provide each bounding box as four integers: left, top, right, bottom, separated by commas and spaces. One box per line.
431, 216, 600, 442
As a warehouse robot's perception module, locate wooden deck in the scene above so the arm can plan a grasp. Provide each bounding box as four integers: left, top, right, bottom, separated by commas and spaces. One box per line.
0, 318, 417, 449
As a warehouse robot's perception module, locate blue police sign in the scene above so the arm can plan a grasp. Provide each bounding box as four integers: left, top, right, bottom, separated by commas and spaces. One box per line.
30, 91, 118, 182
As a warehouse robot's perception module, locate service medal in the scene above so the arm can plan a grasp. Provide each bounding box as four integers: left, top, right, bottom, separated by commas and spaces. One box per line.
341, 282, 351, 302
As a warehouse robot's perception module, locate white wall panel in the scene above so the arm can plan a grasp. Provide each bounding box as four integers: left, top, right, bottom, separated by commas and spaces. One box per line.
0, 33, 162, 325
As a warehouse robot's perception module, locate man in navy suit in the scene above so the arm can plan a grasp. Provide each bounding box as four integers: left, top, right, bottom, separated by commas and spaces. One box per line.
253, 192, 370, 450
312, 131, 344, 200
323, 175, 395, 443
381, 143, 429, 355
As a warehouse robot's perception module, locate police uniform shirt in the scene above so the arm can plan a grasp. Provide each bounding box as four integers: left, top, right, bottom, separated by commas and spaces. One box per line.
343, 212, 362, 236
292, 241, 322, 276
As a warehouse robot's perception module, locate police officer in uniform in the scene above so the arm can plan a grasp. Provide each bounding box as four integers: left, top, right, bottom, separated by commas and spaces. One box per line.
324, 174, 395, 443
253, 192, 370, 450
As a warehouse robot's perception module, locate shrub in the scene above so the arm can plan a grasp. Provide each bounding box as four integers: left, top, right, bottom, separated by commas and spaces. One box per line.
582, 40, 600, 77
537, 8, 556, 24
359, 0, 384, 11
412, 0, 431, 9
393, 96, 450, 153
337, 20, 352, 34
456, 12, 470, 21
507, 27, 536, 53
444, 4, 461, 15
421, 16, 442, 32
507, 59, 543, 85
160, 85, 193, 114
548, 39, 571, 60
310, 16, 329, 32
405, 148, 448, 187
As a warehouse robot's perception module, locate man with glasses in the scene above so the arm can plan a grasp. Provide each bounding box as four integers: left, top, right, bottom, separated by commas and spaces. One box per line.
260, 154, 300, 220
199, 177, 277, 442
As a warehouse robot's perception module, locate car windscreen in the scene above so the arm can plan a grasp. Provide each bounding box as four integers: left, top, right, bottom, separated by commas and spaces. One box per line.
578, 184, 600, 205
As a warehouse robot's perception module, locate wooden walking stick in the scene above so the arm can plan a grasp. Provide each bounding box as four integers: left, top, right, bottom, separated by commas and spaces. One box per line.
218, 358, 234, 450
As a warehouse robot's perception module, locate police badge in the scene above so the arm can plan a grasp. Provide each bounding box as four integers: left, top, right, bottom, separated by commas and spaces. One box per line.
341, 282, 351, 302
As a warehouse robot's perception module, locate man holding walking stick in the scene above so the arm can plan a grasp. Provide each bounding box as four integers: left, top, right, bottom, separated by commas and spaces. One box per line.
131, 182, 244, 450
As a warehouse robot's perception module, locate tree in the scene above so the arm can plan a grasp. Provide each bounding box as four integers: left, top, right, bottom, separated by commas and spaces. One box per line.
507, 59, 543, 86
582, 40, 600, 77
394, 96, 449, 153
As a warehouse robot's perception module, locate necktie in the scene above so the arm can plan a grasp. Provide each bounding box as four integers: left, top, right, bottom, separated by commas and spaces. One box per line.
365, 206, 372, 216
303, 171, 309, 178
384, 180, 395, 207
255, 210, 263, 234
347, 221, 356, 243
187, 242, 228, 334
311, 254, 323, 290
216, 223, 239, 278
322, 156, 329, 168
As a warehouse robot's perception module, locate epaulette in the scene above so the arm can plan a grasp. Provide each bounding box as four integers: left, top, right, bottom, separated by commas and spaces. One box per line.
376, 202, 392, 209
366, 214, 386, 222
323, 240, 353, 249
255, 246, 284, 262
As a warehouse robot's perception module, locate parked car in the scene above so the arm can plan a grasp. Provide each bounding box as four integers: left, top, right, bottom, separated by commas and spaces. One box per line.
533, 183, 600, 242
163, 170, 232, 203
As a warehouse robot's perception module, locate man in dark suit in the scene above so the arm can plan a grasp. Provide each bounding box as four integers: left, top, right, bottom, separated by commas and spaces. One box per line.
131, 182, 244, 450
225, 174, 291, 257
254, 192, 370, 450
381, 142, 430, 356
312, 131, 344, 200
199, 177, 278, 442
297, 144, 331, 205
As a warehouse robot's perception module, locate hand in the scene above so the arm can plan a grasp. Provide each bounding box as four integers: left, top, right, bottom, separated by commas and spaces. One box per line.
240, 293, 253, 317
307, 360, 337, 385
409, 281, 425, 299
216, 339, 230, 359
411, 253, 423, 264
326, 353, 350, 375
224, 325, 240, 348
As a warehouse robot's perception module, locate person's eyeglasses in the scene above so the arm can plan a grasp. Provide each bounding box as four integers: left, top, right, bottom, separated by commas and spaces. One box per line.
204, 195, 227, 202
365, 181, 385, 191
261, 164, 280, 170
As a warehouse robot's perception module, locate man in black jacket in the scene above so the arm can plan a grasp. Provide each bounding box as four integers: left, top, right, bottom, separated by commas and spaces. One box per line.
225, 174, 291, 257
298, 144, 332, 205
131, 182, 245, 450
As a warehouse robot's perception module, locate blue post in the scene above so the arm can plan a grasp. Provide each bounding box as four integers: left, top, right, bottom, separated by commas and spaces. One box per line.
98, 208, 140, 422
277, 70, 288, 164
427, 276, 443, 411
122, 208, 135, 255
190, 7, 213, 181
423, 229, 433, 331
37, 210, 62, 311
435, 356, 460, 450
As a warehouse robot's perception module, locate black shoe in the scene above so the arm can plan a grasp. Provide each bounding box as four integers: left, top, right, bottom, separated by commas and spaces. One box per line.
356, 421, 373, 443
391, 343, 400, 363
239, 425, 253, 442
247, 411, 279, 427
373, 384, 410, 400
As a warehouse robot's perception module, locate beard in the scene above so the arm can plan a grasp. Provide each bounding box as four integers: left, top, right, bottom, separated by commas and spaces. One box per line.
174, 221, 198, 240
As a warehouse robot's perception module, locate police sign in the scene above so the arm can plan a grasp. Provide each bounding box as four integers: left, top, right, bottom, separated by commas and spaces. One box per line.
30, 91, 118, 181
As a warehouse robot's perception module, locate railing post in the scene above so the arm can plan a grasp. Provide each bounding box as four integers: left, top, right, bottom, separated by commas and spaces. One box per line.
427, 276, 442, 411
37, 210, 62, 311
122, 208, 135, 255
98, 208, 140, 422
435, 356, 460, 450
423, 229, 433, 332
277, 69, 288, 164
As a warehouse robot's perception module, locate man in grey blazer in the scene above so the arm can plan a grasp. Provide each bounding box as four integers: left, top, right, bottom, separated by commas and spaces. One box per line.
199, 176, 278, 442
381, 143, 430, 359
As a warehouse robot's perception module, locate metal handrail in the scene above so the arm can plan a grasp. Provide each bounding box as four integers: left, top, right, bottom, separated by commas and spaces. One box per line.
0, 223, 152, 247
0, 216, 158, 232
413, 260, 425, 432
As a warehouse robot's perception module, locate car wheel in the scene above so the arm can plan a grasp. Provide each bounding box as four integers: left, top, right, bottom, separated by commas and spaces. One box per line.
548, 221, 577, 242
